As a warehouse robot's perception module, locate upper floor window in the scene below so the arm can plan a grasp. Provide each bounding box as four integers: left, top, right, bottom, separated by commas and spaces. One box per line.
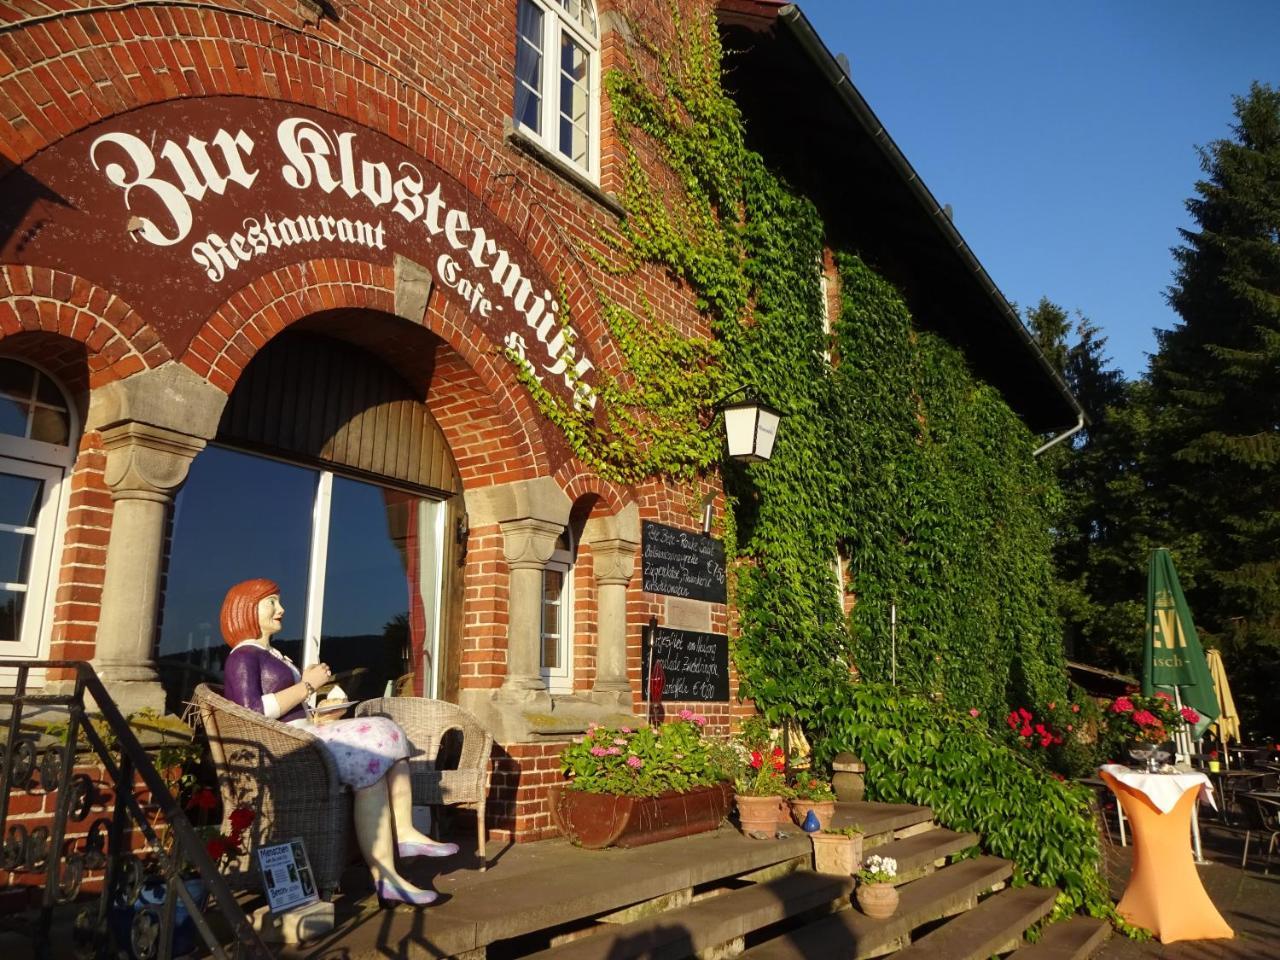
514, 0, 599, 179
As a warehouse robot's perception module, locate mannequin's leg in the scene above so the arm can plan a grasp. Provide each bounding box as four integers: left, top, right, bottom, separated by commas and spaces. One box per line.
388, 761, 459, 856
353, 780, 436, 904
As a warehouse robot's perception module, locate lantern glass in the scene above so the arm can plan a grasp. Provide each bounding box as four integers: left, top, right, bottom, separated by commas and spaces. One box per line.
722, 400, 782, 462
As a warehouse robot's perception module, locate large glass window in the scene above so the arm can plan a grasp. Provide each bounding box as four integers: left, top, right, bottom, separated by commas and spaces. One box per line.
0, 360, 75, 673
158, 446, 447, 711
540, 527, 574, 693
513, 0, 599, 179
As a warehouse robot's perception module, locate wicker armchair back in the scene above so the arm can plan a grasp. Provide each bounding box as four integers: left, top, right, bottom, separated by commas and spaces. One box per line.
194, 684, 353, 897
355, 697, 494, 868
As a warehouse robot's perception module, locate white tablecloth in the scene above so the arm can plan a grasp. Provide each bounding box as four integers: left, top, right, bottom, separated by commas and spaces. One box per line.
1101, 764, 1217, 813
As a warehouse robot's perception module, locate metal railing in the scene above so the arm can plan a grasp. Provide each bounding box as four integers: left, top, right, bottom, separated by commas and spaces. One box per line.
0, 660, 271, 960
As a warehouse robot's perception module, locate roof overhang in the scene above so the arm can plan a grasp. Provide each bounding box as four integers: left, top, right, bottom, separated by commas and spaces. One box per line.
716, 1, 1082, 433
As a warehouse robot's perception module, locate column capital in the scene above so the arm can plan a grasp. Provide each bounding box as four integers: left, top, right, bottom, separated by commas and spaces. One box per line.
591, 537, 639, 586
499, 517, 564, 570
101, 422, 207, 503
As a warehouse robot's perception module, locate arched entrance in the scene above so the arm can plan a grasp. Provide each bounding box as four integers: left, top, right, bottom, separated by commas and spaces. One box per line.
155, 328, 463, 711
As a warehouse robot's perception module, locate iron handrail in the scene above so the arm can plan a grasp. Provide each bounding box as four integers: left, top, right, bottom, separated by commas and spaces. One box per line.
0, 660, 271, 960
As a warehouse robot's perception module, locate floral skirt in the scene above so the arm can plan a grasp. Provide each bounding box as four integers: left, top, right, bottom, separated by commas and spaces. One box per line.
301, 716, 409, 790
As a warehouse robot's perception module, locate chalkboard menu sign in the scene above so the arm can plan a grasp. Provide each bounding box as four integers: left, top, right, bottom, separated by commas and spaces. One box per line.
642, 625, 730, 702
641, 521, 727, 603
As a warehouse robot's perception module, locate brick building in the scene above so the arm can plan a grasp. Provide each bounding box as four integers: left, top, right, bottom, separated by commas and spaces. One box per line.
0, 0, 1078, 846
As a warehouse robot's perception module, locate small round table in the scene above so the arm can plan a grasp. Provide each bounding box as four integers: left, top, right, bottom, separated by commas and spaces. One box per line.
1100, 765, 1233, 943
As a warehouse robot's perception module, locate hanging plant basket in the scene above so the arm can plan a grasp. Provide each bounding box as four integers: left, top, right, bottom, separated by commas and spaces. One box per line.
549, 782, 733, 849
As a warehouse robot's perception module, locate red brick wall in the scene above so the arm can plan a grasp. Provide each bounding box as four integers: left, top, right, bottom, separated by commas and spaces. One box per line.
0, 0, 760, 847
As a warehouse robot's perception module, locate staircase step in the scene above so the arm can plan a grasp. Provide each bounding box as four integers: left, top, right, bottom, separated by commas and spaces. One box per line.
741, 855, 1014, 960
1009, 916, 1112, 959
891, 885, 1058, 959
869, 828, 979, 883
523, 870, 853, 959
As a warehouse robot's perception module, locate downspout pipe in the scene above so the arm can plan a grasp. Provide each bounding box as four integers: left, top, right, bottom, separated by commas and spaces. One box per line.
774, 5, 1086, 434
1032, 411, 1085, 457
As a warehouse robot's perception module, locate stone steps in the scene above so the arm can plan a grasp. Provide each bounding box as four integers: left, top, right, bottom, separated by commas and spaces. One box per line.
740, 855, 1015, 960
1009, 916, 1113, 959
521, 870, 852, 960
868, 827, 979, 884
890, 885, 1058, 959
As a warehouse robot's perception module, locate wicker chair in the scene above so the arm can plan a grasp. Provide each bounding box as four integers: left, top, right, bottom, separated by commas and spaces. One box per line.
355, 697, 494, 868
194, 683, 352, 897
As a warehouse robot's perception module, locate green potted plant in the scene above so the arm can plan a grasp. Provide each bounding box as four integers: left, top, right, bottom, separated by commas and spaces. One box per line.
550, 714, 735, 848
789, 774, 837, 829
810, 824, 862, 876
855, 853, 899, 918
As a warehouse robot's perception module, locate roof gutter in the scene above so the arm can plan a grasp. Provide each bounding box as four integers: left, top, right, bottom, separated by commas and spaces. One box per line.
773, 4, 1085, 430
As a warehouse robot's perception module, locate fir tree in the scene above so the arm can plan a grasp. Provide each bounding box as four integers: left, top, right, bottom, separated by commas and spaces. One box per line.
1149, 83, 1280, 733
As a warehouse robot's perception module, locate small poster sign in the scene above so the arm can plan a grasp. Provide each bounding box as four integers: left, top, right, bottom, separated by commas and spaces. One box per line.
256, 839, 320, 914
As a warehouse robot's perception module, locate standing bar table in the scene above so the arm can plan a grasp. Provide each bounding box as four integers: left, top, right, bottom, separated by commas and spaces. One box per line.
1100, 765, 1233, 943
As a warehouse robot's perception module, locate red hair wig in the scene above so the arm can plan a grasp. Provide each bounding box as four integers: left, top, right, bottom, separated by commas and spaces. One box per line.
220, 578, 281, 647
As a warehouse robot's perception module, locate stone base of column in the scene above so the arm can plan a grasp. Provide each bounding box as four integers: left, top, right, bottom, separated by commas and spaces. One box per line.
588, 685, 633, 712
86, 660, 167, 715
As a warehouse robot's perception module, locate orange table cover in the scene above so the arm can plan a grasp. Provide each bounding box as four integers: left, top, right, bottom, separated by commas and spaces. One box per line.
1101, 770, 1233, 943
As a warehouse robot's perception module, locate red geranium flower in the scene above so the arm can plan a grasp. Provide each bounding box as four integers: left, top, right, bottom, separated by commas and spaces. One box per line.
1180, 707, 1200, 724
187, 788, 217, 813
206, 836, 230, 862
750, 751, 763, 770
1154, 691, 1173, 702
229, 806, 256, 835
1112, 697, 1135, 713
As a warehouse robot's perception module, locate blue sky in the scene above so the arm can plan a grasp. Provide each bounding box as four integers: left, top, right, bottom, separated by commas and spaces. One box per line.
795, 1, 1280, 378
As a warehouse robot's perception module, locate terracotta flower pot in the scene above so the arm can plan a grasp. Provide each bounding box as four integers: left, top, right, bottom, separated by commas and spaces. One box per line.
790, 799, 837, 831
856, 881, 899, 919
736, 794, 783, 837
810, 832, 863, 876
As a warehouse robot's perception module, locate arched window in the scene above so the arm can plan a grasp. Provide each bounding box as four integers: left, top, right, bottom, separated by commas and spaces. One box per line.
0, 359, 75, 667
513, 0, 600, 178
540, 525, 575, 693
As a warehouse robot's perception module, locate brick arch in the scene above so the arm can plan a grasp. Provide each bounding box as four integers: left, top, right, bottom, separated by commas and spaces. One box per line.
183, 256, 548, 478
559, 470, 636, 525
0, 265, 169, 388
0, 8, 618, 371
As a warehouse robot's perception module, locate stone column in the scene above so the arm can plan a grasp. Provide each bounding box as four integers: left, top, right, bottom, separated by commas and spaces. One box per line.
591, 537, 638, 705
91, 423, 206, 713
81, 364, 228, 714
497, 516, 564, 703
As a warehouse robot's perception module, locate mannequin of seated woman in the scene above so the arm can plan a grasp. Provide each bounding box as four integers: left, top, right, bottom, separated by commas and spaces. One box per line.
220, 577, 455, 907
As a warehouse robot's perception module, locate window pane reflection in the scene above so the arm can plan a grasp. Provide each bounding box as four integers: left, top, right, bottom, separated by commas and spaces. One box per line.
158, 446, 315, 710
320, 477, 421, 702
0, 587, 23, 644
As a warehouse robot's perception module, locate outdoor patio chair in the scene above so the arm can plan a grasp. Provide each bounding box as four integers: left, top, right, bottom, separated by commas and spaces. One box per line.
194, 683, 353, 897
1238, 792, 1280, 873
355, 697, 493, 869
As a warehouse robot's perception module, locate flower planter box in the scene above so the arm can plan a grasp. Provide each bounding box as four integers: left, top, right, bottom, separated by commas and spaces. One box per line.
549, 782, 733, 849
811, 832, 863, 876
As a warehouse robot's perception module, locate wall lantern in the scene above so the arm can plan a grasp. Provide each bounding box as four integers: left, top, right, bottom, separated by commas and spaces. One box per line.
717, 388, 784, 463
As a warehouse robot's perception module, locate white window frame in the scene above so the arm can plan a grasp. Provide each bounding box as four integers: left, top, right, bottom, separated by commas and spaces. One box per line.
540, 527, 575, 694
0, 360, 77, 687
514, 0, 601, 182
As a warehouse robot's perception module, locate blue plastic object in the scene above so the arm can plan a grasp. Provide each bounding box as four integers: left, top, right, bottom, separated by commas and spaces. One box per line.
802, 809, 821, 833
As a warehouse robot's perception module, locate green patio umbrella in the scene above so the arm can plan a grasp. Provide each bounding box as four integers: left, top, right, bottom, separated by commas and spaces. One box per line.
1142, 548, 1219, 739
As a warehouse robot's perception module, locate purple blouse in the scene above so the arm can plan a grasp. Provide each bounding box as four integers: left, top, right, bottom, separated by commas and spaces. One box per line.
224, 643, 307, 724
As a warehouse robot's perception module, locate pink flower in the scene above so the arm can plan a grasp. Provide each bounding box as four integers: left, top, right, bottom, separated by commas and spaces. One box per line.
621, 727, 632, 734
1070, 704, 1080, 713
969, 708, 980, 718
589, 746, 608, 757
1180, 707, 1200, 723
1112, 697, 1134, 713
606, 746, 622, 755
613, 738, 627, 746
679, 709, 694, 721
626, 756, 644, 769
693, 715, 707, 726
